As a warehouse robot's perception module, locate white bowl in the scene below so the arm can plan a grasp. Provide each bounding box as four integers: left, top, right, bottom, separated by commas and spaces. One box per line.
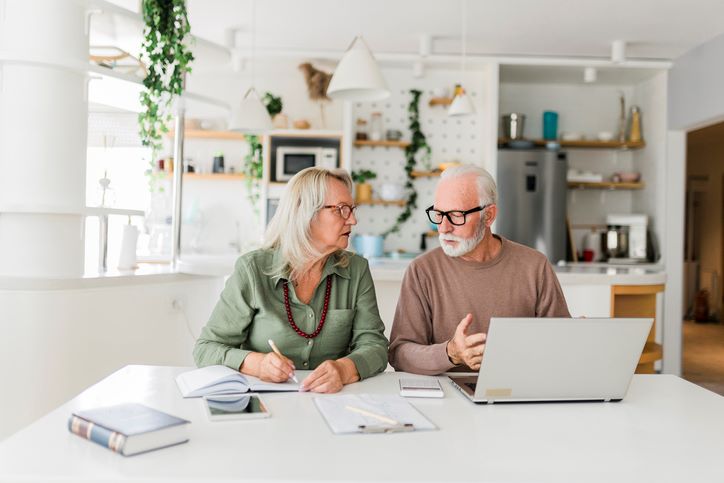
561, 132, 583, 141
597, 131, 614, 142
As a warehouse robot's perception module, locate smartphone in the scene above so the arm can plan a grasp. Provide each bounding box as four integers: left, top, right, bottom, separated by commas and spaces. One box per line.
204, 393, 271, 421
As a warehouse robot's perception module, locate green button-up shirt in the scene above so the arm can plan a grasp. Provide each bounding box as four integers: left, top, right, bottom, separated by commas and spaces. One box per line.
193, 248, 389, 379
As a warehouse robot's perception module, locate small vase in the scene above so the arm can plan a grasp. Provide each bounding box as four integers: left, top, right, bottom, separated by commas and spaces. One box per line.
355, 183, 373, 203
272, 113, 288, 129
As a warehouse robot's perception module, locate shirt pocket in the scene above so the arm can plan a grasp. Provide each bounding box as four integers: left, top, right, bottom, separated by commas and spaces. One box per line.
322, 309, 356, 353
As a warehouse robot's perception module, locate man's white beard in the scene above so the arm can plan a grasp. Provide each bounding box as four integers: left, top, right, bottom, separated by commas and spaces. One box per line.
439, 222, 485, 257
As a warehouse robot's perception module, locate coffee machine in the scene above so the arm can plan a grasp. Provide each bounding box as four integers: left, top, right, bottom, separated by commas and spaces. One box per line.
603, 214, 648, 263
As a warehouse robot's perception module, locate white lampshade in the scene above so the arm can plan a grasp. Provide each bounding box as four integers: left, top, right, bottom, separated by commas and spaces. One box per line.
448, 89, 475, 117
228, 87, 273, 133
327, 36, 389, 101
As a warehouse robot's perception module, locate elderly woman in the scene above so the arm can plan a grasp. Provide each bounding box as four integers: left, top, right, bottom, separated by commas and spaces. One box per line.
193, 167, 388, 393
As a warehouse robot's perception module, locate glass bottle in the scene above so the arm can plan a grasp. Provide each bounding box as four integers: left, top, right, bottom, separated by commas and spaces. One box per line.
355, 118, 368, 141
369, 112, 383, 142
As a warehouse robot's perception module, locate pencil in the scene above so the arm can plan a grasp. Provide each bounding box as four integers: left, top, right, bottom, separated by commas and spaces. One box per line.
344, 405, 400, 426
267, 339, 299, 383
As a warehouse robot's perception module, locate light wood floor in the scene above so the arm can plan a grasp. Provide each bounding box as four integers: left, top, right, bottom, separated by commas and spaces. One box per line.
682, 319, 724, 396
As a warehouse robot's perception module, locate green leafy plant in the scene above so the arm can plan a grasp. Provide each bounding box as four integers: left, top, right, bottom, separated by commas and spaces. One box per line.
263, 92, 283, 117
138, 0, 194, 156
351, 169, 377, 184
384, 89, 431, 236
243, 135, 263, 216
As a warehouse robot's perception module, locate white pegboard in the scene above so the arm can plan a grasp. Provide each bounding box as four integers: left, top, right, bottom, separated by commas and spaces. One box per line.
351, 68, 488, 254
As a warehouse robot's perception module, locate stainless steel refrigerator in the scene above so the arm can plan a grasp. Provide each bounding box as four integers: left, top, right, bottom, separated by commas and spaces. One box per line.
496, 149, 568, 263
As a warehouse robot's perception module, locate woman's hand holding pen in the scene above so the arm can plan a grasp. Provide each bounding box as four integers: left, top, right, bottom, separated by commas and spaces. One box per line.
241, 352, 296, 383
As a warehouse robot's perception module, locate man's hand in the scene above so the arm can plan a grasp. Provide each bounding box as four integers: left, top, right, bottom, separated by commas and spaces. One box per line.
446, 313, 487, 370
300, 358, 359, 393
241, 352, 296, 383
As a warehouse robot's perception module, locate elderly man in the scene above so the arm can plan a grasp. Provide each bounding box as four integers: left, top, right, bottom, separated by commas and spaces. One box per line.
388, 164, 570, 375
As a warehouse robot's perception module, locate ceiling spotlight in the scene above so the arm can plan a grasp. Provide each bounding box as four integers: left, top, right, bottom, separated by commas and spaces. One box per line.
611, 40, 626, 63
583, 67, 597, 83
419, 34, 432, 57
412, 60, 424, 79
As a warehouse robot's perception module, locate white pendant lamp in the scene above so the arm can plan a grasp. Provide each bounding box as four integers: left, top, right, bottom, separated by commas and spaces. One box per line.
448, 88, 475, 116
448, 0, 475, 117
228, 0, 272, 133
327, 35, 389, 101
229, 87, 273, 133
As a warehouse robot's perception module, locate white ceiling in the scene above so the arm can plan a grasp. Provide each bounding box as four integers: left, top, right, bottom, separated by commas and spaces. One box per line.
183, 0, 724, 61
109, 0, 724, 62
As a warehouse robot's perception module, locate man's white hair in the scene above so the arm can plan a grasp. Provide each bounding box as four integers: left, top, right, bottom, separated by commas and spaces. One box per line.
440, 164, 498, 206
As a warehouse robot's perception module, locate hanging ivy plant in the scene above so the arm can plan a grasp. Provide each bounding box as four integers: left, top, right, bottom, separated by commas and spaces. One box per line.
384, 89, 431, 236
138, 0, 194, 155
243, 134, 263, 216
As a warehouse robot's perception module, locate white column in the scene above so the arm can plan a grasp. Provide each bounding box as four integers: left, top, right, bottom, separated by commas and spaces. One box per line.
0, 0, 88, 277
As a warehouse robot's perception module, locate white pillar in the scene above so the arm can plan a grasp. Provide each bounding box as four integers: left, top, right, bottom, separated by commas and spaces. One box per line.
0, 0, 88, 277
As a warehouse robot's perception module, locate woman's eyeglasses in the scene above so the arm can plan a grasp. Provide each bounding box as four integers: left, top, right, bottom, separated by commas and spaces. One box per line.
426, 204, 489, 226
321, 203, 357, 220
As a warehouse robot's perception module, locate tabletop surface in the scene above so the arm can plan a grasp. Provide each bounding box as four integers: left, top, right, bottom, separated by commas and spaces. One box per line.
1, 365, 722, 483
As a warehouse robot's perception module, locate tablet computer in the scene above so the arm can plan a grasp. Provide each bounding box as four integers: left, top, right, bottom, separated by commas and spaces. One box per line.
204, 393, 271, 420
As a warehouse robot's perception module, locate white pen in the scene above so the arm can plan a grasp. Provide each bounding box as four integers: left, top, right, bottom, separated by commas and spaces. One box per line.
267, 339, 299, 383
344, 405, 400, 426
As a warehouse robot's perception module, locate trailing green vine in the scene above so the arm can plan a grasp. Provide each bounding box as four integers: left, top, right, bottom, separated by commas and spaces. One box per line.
243, 134, 263, 216
138, 0, 194, 156
384, 89, 431, 236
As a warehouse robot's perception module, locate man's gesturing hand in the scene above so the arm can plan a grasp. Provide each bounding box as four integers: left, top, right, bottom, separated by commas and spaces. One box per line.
446, 313, 487, 370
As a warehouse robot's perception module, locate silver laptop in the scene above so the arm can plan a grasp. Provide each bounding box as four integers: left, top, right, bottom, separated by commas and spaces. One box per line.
449, 317, 653, 404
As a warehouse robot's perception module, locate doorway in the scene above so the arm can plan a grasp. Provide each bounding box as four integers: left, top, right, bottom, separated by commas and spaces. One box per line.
683, 121, 724, 395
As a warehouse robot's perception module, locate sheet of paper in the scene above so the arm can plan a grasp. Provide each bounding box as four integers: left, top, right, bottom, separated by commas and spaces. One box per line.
314, 394, 437, 434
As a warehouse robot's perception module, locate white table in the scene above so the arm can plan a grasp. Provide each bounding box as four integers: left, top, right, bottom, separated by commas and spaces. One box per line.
1, 365, 723, 482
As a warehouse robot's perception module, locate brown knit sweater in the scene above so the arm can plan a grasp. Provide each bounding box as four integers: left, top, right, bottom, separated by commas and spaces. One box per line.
388, 235, 570, 375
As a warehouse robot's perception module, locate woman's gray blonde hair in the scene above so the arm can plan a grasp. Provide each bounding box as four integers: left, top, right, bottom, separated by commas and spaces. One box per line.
263, 166, 353, 281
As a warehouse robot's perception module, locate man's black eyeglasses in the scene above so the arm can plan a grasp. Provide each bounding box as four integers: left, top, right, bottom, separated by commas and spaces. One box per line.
426, 205, 489, 226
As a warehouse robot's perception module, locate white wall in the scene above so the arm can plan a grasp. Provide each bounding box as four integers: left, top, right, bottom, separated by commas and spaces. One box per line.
0, 276, 223, 440
669, 32, 724, 131
633, 71, 668, 259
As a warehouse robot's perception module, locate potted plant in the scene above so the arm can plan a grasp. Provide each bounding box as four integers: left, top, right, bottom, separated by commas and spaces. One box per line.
263, 92, 287, 128
351, 169, 377, 203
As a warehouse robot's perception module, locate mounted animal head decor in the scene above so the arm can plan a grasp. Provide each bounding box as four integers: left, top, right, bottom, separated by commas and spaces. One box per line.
299, 62, 332, 101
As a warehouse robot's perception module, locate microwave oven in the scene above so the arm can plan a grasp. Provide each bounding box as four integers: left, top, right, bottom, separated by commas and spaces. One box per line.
275, 146, 338, 181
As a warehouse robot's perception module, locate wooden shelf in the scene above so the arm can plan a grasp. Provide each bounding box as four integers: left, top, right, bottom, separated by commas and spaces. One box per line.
498, 138, 645, 150
354, 139, 410, 148
163, 173, 246, 180
411, 170, 442, 178
358, 199, 406, 207
168, 129, 246, 141
425, 230, 439, 237
429, 97, 453, 107
567, 181, 644, 190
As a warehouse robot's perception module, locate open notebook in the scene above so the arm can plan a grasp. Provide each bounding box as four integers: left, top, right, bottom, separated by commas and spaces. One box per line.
176, 365, 300, 398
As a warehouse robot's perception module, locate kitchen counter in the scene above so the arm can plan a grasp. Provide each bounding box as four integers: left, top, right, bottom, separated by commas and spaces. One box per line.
0, 263, 207, 291
368, 257, 666, 286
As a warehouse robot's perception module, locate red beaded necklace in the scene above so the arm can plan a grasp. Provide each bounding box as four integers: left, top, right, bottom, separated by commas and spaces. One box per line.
282, 276, 332, 339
